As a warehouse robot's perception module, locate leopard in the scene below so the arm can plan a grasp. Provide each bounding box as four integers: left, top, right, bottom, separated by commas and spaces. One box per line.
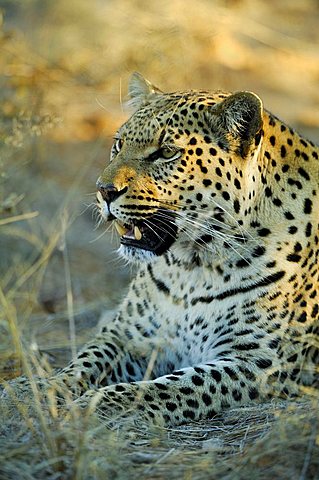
9, 73, 319, 426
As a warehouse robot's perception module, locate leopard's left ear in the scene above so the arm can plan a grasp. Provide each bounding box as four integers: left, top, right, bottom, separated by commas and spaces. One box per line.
206, 91, 263, 158
127, 72, 163, 111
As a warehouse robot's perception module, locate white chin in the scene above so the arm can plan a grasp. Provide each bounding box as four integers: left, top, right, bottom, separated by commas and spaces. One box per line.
118, 244, 157, 264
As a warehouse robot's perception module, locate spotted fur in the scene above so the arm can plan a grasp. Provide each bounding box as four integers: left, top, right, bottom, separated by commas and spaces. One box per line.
60, 73, 319, 425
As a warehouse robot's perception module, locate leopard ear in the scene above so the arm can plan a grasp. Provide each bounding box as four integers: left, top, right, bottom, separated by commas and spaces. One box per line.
127, 72, 162, 111
206, 91, 263, 157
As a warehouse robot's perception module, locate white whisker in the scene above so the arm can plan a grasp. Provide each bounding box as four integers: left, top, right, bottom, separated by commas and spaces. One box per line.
89, 223, 113, 243
143, 219, 165, 243
154, 209, 261, 272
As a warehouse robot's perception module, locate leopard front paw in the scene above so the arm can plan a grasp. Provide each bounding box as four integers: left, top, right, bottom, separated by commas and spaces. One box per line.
74, 387, 133, 422
0, 375, 50, 407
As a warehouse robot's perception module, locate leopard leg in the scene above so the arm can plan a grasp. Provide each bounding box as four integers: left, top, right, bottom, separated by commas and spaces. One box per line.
75, 358, 274, 426
54, 321, 154, 395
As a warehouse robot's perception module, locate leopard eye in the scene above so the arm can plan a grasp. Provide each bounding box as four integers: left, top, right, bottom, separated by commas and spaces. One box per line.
160, 147, 182, 161
114, 138, 123, 153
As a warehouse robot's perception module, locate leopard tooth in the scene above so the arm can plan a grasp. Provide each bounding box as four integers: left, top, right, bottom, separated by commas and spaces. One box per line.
114, 221, 128, 237
134, 225, 142, 240
96, 191, 103, 203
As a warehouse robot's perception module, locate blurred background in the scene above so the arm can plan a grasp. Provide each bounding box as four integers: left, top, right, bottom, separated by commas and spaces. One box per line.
1, 0, 319, 378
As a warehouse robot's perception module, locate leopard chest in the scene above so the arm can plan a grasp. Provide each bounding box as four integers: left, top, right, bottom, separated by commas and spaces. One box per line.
130, 261, 282, 372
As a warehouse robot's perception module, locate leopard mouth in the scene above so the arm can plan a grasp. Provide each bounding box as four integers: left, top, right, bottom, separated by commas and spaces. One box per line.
114, 209, 177, 255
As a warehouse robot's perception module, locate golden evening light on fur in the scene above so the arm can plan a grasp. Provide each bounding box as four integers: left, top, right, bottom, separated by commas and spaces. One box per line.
1, 2, 319, 478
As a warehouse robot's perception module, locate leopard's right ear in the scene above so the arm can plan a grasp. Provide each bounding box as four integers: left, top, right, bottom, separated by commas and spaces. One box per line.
127, 72, 162, 111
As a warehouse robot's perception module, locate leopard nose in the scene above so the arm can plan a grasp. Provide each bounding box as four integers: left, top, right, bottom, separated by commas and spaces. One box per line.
96, 180, 127, 204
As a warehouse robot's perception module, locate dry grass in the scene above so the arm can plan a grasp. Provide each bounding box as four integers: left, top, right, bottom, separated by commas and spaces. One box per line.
1, 391, 319, 479
1, 0, 319, 478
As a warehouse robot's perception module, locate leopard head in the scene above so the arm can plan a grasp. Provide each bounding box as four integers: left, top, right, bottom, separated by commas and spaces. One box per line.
97, 73, 263, 264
